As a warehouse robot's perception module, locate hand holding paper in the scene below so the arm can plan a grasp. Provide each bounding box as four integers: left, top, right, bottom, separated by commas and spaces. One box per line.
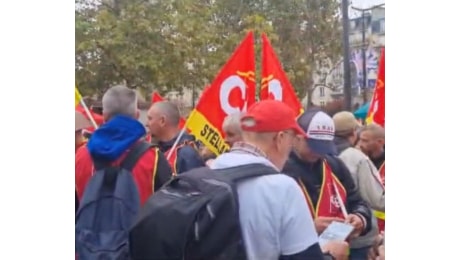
319, 221, 354, 246
315, 217, 345, 234
321, 240, 349, 260
345, 214, 364, 238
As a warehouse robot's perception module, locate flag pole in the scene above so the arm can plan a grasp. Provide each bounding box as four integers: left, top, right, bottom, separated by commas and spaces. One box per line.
76, 87, 99, 129
165, 85, 209, 161
166, 127, 187, 161
165, 112, 193, 161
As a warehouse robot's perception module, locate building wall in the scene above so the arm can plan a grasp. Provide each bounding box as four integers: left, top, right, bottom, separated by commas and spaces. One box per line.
311, 7, 384, 106
310, 86, 335, 107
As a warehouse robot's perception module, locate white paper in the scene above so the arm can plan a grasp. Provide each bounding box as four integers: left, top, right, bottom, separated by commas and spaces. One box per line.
318, 221, 354, 246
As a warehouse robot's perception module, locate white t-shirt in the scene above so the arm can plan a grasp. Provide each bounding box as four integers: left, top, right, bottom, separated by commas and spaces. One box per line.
210, 153, 319, 260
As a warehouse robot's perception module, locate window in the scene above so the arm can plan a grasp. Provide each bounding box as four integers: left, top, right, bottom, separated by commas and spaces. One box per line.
372, 19, 385, 34
371, 21, 380, 34
380, 19, 385, 34
320, 101, 326, 107
319, 87, 325, 97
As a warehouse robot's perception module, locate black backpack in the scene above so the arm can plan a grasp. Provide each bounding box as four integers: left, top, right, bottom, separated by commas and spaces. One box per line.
76, 141, 152, 260
129, 163, 279, 260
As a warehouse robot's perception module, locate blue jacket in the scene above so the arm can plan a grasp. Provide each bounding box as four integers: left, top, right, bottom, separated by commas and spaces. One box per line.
158, 133, 204, 174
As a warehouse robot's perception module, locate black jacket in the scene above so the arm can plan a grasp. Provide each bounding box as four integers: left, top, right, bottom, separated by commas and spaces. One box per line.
283, 153, 372, 236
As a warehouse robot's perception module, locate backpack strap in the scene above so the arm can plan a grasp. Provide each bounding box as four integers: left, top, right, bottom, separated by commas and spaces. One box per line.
121, 141, 153, 171
171, 163, 279, 191
217, 163, 280, 183
93, 158, 111, 171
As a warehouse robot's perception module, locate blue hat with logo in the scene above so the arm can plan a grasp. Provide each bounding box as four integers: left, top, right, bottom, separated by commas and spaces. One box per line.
297, 110, 337, 156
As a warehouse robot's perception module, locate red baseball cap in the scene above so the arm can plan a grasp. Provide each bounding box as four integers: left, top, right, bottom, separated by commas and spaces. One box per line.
240, 100, 306, 136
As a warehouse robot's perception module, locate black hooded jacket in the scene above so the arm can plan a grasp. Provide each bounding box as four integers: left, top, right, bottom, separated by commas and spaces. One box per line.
283, 153, 373, 236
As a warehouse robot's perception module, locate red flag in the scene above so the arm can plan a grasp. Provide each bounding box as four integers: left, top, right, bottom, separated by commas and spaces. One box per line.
366, 48, 385, 127
151, 91, 187, 129
151, 92, 164, 103
186, 31, 256, 155
76, 104, 104, 132
299, 161, 347, 219
260, 33, 303, 116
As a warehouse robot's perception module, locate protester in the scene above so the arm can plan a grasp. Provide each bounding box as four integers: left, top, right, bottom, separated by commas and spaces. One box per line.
147, 101, 204, 174
333, 111, 385, 259
358, 123, 385, 174
222, 112, 243, 147
368, 232, 385, 260
209, 100, 349, 260
359, 123, 385, 230
75, 111, 93, 214
196, 112, 243, 167
75, 111, 91, 152
75, 85, 173, 205
283, 109, 373, 244
198, 144, 216, 166
354, 125, 364, 147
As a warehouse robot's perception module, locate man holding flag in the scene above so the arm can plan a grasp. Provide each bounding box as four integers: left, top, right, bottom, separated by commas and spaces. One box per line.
283, 109, 373, 257
147, 101, 204, 174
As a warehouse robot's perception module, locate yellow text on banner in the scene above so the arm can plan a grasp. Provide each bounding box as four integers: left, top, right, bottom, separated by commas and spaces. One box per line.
187, 109, 230, 156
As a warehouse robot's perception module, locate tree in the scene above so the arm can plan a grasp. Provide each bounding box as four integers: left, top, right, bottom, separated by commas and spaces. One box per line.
76, 0, 342, 103
76, 0, 220, 96
209, 0, 342, 100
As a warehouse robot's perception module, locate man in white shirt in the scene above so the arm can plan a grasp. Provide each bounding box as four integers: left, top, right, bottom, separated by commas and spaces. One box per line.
210, 100, 348, 260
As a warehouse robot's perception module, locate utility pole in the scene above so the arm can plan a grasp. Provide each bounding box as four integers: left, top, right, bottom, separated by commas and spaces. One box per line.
341, 0, 352, 111
351, 3, 385, 103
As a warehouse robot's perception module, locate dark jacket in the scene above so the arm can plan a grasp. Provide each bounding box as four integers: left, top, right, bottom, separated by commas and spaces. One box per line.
283, 153, 373, 236
76, 190, 79, 214
158, 133, 205, 174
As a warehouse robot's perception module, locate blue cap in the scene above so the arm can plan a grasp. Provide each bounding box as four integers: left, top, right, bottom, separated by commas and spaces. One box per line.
297, 110, 337, 156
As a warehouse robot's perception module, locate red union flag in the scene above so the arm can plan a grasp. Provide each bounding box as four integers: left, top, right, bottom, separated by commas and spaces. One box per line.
260, 33, 303, 116
366, 48, 385, 127
186, 31, 256, 155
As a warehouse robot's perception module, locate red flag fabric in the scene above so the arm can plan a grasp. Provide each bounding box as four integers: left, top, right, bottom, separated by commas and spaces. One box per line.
299, 161, 347, 219
260, 33, 303, 116
366, 48, 385, 127
75, 104, 104, 132
186, 31, 256, 155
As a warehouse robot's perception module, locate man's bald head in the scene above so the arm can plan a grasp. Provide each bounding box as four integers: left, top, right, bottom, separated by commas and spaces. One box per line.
150, 101, 181, 127
147, 101, 182, 141
362, 123, 385, 139
358, 123, 384, 157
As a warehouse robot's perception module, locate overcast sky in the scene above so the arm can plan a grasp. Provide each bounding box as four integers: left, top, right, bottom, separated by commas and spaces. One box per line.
349, 0, 385, 18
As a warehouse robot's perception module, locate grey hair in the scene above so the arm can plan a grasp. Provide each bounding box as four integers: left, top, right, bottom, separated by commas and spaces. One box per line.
222, 112, 243, 134
102, 85, 138, 119
152, 101, 181, 126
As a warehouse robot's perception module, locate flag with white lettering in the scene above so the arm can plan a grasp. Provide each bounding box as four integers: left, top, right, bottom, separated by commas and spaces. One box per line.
260, 33, 303, 116
186, 31, 256, 155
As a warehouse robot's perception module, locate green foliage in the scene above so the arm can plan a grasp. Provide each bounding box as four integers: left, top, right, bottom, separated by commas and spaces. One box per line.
75, 0, 342, 99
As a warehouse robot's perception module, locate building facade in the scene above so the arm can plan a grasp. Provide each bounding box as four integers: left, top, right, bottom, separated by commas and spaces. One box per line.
311, 6, 385, 106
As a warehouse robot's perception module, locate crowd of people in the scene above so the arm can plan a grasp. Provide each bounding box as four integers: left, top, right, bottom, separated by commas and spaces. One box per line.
75, 85, 385, 260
